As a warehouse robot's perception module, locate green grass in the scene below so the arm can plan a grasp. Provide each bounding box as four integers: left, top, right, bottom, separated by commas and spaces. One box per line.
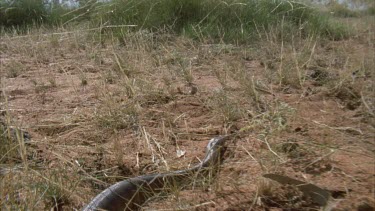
0, 0, 86, 29
91, 0, 349, 42
0, 0, 47, 27
366, 5, 375, 15
328, 1, 360, 17
1, 0, 349, 41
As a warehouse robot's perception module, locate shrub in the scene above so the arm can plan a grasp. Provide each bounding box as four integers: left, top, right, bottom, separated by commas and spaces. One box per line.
327, 1, 359, 17
0, 0, 77, 28
366, 4, 375, 15
0, 0, 349, 41
91, 0, 349, 42
0, 0, 48, 27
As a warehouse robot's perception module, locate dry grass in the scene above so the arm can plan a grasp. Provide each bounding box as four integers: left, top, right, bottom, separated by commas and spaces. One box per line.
0, 14, 374, 210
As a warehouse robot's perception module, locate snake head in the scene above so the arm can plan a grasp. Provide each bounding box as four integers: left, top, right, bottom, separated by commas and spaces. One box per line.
201, 136, 230, 168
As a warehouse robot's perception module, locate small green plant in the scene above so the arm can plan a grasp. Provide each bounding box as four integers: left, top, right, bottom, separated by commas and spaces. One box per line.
178, 59, 194, 85
213, 67, 229, 90
6, 61, 25, 78
0, 123, 19, 163
81, 76, 88, 86
112, 52, 131, 78
237, 70, 261, 103
279, 57, 303, 88
78, 68, 88, 86
209, 90, 243, 122
104, 70, 116, 84
49, 170, 79, 209
96, 99, 139, 131
48, 75, 57, 88
50, 34, 60, 48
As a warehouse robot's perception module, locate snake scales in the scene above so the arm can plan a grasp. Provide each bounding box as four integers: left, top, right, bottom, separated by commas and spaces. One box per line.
83, 135, 232, 211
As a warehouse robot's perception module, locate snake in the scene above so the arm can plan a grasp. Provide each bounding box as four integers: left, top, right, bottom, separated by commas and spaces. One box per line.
83, 135, 232, 211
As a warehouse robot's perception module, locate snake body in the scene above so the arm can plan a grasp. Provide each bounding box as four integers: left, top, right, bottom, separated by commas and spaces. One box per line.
83, 136, 231, 211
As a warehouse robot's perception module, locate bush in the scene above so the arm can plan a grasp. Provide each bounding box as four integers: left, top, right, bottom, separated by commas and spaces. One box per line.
366, 5, 375, 15
0, 0, 48, 27
0, 0, 77, 28
0, 0, 349, 41
327, 1, 359, 17
91, 0, 348, 42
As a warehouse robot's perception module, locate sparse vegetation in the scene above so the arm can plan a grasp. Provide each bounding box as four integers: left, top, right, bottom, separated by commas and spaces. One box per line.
1, 0, 374, 210
6, 61, 23, 78
328, 1, 361, 17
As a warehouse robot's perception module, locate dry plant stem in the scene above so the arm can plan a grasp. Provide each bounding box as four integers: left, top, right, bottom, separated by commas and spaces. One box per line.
292, 39, 303, 87
151, 201, 216, 211
142, 126, 169, 170
1, 88, 28, 169
91, 166, 119, 175
241, 146, 257, 162
312, 120, 363, 135
15, 128, 27, 169
278, 19, 285, 86
302, 140, 374, 159
112, 51, 135, 97
135, 152, 140, 169
48, 149, 107, 186
30, 168, 82, 201
251, 76, 260, 106
250, 186, 260, 210
142, 127, 157, 163
59, 63, 79, 94
261, 138, 286, 163
361, 92, 374, 117
150, 133, 169, 170
302, 39, 317, 68
1, 87, 12, 141
0, 144, 22, 163
62, 0, 96, 16
303, 149, 336, 171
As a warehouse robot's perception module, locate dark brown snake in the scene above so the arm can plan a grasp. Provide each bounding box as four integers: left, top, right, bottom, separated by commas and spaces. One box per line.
83, 135, 232, 211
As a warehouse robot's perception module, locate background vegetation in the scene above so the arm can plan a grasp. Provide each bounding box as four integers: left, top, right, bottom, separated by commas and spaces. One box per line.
0, 0, 358, 40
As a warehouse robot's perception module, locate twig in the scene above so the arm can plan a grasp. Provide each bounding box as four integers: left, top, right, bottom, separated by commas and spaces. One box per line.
142, 127, 169, 170
135, 152, 140, 169
241, 146, 257, 162
312, 120, 363, 135
30, 168, 83, 201
48, 150, 107, 186
304, 149, 335, 170
142, 127, 156, 163
260, 138, 286, 163
361, 92, 374, 117
152, 201, 215, 211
